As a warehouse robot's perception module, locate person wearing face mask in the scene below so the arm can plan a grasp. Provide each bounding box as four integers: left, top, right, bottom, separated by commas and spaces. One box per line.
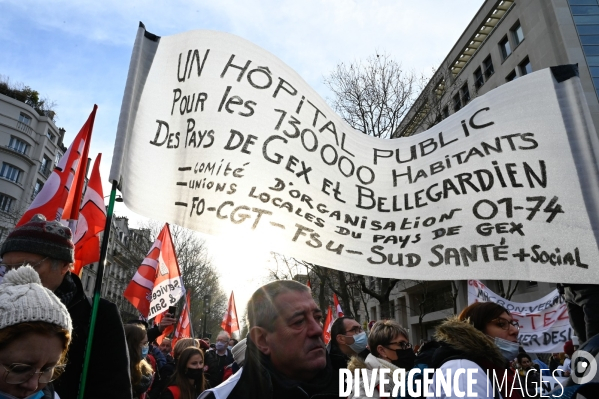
348, 320, 416, 398
204, 331, 234, 388
159, 347, 206, 399
430, 302, 523, 399
125, 324, 155, 399
328, 317, 370, 372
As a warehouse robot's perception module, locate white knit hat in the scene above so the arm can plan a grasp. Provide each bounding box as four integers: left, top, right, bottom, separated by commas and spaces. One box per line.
0, 265, 72, 332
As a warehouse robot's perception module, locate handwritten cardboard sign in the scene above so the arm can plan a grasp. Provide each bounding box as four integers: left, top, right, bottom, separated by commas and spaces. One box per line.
468, 280, 572, 353
110, 26, 599, 282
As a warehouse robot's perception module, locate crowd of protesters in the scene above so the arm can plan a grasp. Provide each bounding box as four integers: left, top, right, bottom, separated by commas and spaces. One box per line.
1, 214, 598, 399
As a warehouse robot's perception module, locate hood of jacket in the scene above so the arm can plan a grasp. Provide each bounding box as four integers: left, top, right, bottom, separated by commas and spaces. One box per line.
347, 353, 397, 373
433, 316, 506, 369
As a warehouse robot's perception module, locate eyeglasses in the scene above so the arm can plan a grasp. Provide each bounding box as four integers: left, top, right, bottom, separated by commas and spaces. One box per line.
2, 363, 66, 385
492, 318, 521, 330
141, 342, 149, 348
387, 341, 412, 350
345, 326, 364, 335
0, 257, 48, 270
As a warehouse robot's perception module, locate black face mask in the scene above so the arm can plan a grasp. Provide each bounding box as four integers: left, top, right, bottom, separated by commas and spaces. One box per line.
185, 368, 204, 381
388, 347, 416, 370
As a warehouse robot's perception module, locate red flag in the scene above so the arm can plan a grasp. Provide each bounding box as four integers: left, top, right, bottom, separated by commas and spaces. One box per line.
72, 154, 106, 275
123, 224, 185, 319
307, 279, 311, 289
17, 105, 97, 227
333, 293, 344, 318
323, 305, 333, 345
221, 291, 239, 335
172, 291, 192, 347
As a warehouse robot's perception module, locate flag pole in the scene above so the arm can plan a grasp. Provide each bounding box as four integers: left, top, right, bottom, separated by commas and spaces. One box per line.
77, 180, 118, 399
188, 291, 195, 339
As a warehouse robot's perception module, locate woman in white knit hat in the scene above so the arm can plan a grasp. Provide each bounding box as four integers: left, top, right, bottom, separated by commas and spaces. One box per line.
0, 265, 72, 399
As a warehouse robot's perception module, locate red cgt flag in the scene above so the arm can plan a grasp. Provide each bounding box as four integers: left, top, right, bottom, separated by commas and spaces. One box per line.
221, 291, 239, 335
72, 154, 106, 275
17, 105, 97, 227
172, 291, 192, 347
124, 224, 185, 319
333, 293, 344, 318
323, 305, 333, 345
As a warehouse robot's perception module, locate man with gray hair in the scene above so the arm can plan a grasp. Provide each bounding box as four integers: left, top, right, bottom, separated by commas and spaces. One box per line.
205, 330, 234, 387
0, 214, 132, 399
199, 279, 338, 398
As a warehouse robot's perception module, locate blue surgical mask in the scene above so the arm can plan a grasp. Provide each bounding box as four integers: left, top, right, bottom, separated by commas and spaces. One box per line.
215, 341, 227, 352
494, 337, 520, 361
228, 345, 233, 351
347, 331, 368, 353
0, 390, 45, 399
141, 346, 149, 359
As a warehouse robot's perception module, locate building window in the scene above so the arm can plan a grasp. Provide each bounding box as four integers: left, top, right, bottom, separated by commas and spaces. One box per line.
519, 57, 533, 76
0, 163, 23, 184
39, 155, 52, 177
32, 180, 44, 200
483, 56, 495, 79
512, 21, 524, 46
434, 78, 446, 99
54, 151, 63, 166
499, 36, 512, 60
527, 281, 538, 287
8, 136, 29, 155
506, 70, 517, 82
46, 130, 56, 142
474, 67, 484, 90
442, 106, 449, 119
453, 93, 462, 112
460, 83, 470, 105
0, 193, 15, 212
18, 113, 32, 125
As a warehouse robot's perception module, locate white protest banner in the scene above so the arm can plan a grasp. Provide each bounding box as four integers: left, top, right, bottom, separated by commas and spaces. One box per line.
468, 280, 573, 353
110, 25, 599, 282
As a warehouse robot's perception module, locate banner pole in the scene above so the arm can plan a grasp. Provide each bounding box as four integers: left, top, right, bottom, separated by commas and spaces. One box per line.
188, 291, 195, 339
77, 180, 118, 399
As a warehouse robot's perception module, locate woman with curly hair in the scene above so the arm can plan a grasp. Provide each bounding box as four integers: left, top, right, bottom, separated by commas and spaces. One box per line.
125, 324, 154, 399
160, 346, 206, 399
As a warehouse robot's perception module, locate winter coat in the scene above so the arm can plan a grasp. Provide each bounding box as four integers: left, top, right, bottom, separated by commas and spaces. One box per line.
347, 354, 400, 398
53, 273, 132, 399
205, 349, 234, 388
198, 337, 339, 399
430, 316, 523, 399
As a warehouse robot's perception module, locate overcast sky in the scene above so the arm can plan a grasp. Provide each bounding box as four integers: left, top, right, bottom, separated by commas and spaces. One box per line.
1, 0, 484, 315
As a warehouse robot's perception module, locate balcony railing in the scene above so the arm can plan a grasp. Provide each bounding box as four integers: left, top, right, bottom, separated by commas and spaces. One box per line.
16, 121, 33, 136
39, 165, 51, 178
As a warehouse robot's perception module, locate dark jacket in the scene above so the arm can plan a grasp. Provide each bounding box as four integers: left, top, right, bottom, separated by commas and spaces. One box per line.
205, 348, 234, 388
329, 343, 369, 373
149, 353, 176, 399
53, 273, 132, 399
199, 337, 339, 399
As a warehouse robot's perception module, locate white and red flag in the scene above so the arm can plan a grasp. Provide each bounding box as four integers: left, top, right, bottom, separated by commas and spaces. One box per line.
333, 293, 344, 318
17, 105, 97, 227
72, 154, 106, 275
172, 291, 193, 346
323, 305, 333, 345
124, 224, 185, 319
221, 291, 239, 335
